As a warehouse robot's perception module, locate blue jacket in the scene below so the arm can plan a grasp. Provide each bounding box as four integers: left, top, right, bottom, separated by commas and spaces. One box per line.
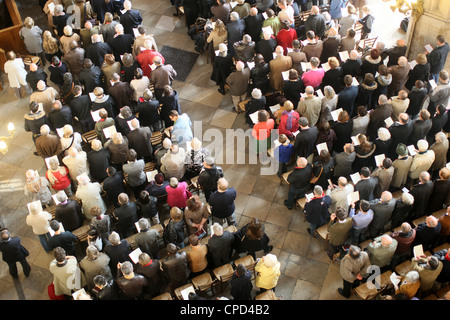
275, 143, 294, 163
329, 0, 347, 19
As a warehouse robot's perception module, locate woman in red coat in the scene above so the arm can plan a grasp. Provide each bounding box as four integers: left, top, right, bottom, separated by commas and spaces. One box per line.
278, 100, 300, 140
276, 20, 298, 55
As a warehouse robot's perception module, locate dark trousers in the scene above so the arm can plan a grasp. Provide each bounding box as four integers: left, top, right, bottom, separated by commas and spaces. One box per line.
341, 279, 360, 298
8, 259, 31, 278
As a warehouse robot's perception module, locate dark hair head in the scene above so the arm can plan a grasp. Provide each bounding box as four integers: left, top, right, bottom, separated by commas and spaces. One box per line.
29, 101, 39, 113
360, 166, 370, 178
189, 234, 199, 246
236, 264, 247, 277
360, 200, 370, 212
318, 149, 331, 163
127, 149, 137, 162
107, 166, 117, 176
382, 157, 392, 169
54, 247, 66, 263
357, 105, 367, 116
246, 218, 264, 240
134, 68, 144, 79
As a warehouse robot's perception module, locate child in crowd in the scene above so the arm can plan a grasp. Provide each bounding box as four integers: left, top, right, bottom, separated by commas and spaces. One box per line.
274, 134, 294, 178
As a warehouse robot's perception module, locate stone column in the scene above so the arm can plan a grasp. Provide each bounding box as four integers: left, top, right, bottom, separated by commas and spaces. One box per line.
406, 0, 450, 71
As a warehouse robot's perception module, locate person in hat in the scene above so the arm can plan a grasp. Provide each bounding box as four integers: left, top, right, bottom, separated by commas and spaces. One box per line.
391, 143, 413, 191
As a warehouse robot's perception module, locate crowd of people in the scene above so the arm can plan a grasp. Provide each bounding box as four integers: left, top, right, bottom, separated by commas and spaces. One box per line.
1, 0, 450, 301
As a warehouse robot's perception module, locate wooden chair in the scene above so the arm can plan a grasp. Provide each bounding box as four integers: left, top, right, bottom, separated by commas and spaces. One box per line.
233, 255, 257, 279
174, 283, 195, 300
152, 292, 173, 300
191, 272, 216, 296
22, 54, 42, 70
126, 234, 138, 250
294, 15, 302, 28
281, 170, 292, 185
213, 263, 235, 293
255, 290, 281, 300
188, 176, 201, 194
151, 131, 164, 148
353, 22, 364, 40
301, 10, 311, 22
237, 98, 250, 114
314, 224, 329, 249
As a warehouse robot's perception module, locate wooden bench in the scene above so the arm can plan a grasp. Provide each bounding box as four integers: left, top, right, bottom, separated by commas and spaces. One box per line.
353, 270, 393, 300
151, 131, 164, 148
255, 290, 280, 300
72, 224, 91, 243
314, 224, 329, 248
81, 129, 97, 145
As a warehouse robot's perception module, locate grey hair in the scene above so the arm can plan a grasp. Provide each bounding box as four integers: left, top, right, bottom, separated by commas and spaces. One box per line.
138, 217, 149, 231
86, 245, 99, 261
324, 85, 335, 99
377, 127, 391, 141
56, 190, 67, 203
401, 192, 414, 205
405, 270, 420, 283
252, 88, 262, 99
108, 231, 121, 245
436, 132, 446, 143
314, 185, 323, 195
120, 261, 133, 275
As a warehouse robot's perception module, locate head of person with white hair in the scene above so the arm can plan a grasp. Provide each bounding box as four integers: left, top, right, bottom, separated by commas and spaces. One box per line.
63, 25, 73, 37
213, 223, 223, 236
190, 137, 202, 151
377, 127, 391, 142
162, 138, 172, 150
230, 11, 239, 21
251, 88, 262, 100
419, 171, 430, 184
115, 24, 124, 35
218, 43, 228, 56
40, 124, 50, 136
417, 139, 429, 153
349, 50, 359, 60
398, 56, 408, 68
380, 191, 393, 203
305, 86, 314, 97
56, 190, 68, 204
37, 80, 46, 91
275, 45, 284, 57
261, 253, 279, 268
108, 231, 121, 246
435, 131, 447, 144
123, 0, 132, 10
91, 139, 102, 152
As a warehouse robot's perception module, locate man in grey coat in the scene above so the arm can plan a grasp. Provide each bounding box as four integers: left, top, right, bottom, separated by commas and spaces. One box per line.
134, 218, 160, 259
333, 143, 356, 181
226, 60, 250, 112
338, 245, 371, 298
366, 234, 398, 271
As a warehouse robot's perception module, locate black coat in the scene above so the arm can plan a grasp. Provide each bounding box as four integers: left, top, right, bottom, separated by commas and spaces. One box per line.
287, 164, 313, 190
244, 14, 264, 44
405, 63, 430, 91
135, 100, 161, 128
320, 36, 341, 64
426, 179, 450, 215
70, 95, 95, 132
341, 59, 362, 78
250, 63, 270, 94
79, 66, 103, 94
226, 19, 246, 55
26, 69, 47, 91
87, 148, 111, 182
85, 42, 113, 67
108, 34, 134, 62
413, 222, 441, 250
409, 118, 432, 145
245, 97, 267, 125
211, 54, 233, 87
230, 269, 253, 300
208, 231, 234, 267
55, 199, 83, 232
283, 79, 304, 108
294, 126, 319, 158
136, 197, 159, 219
331, 120, 353, 154
388, 122, 413, 159
103, 171, 127, 206
336, 85, 358, 116
135, 259, 163, 298
119, 9, 143, 37
409, 181, 434, 220
390, 199, 413, 230
0, 236, 29, 263
255, 38, 277, 65
104, 240, 133, 277
114, 202, 139, 238
159, 91, 181, 127
354, 177, 378, 202
49, 62, 68, 87
322, 67, 344, 94
127, 127, 154, 160
48, 106, 73, 130
407, 87, 428, 118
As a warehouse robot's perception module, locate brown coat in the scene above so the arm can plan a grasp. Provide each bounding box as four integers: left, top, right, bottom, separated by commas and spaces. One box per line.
388, 64, 409, 94
269, 55, 292, 91
35, 134, 62, 159
64, 47, 85, 77
226, 68, 251, 96
186, 245, 208, 273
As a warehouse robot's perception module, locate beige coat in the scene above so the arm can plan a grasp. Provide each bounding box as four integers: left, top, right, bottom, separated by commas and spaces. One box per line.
411, 258, 443, 292
297, 95, 322, 127
390, 97, 410, 122
49, 257, 87, 296
391, 156, 413, 188
30, 87, 59, 116
430, 139, 449, 172
409, 150, 435, 180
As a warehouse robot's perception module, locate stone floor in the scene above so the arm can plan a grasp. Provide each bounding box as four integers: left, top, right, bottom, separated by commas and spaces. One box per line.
0, 0, 407, 300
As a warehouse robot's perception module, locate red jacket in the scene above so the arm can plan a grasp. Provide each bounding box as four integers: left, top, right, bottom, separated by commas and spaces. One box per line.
278, 111, 300, 138
276, 28, 297, 55
136, 50, 165, 78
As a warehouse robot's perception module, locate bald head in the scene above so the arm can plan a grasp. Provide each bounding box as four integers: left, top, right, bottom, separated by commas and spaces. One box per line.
381, 191, 392, 202
296, 157, 308, 168
381, 235, 393, 247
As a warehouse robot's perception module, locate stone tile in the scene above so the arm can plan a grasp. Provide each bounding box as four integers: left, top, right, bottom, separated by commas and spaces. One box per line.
154, 15, 179, 32
297, 257, 329, 286
290, 279, 322, 300
281, 231, 311, 256
210, 109, 238, 129
241, 195, 272, 221
265, 202, 295, 228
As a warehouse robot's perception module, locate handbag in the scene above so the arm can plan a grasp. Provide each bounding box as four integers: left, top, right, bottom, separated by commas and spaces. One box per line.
310, 164, 323, 184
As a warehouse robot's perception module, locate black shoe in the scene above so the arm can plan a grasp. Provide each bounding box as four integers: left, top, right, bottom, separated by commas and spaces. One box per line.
232, 107, 238, 113
265, 245, 273, 253
218, 88, 225, 95
337, 288, 349, 298
284, 200, 293, 210
173, 13, 179, 16
307, 228, 312, 235
33, 151, 39, 156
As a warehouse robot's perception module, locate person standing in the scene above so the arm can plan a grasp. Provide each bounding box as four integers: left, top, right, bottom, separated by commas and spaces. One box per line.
427, 35, 450, 83
0, 229, 31, 279
337, 245, 371, 298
